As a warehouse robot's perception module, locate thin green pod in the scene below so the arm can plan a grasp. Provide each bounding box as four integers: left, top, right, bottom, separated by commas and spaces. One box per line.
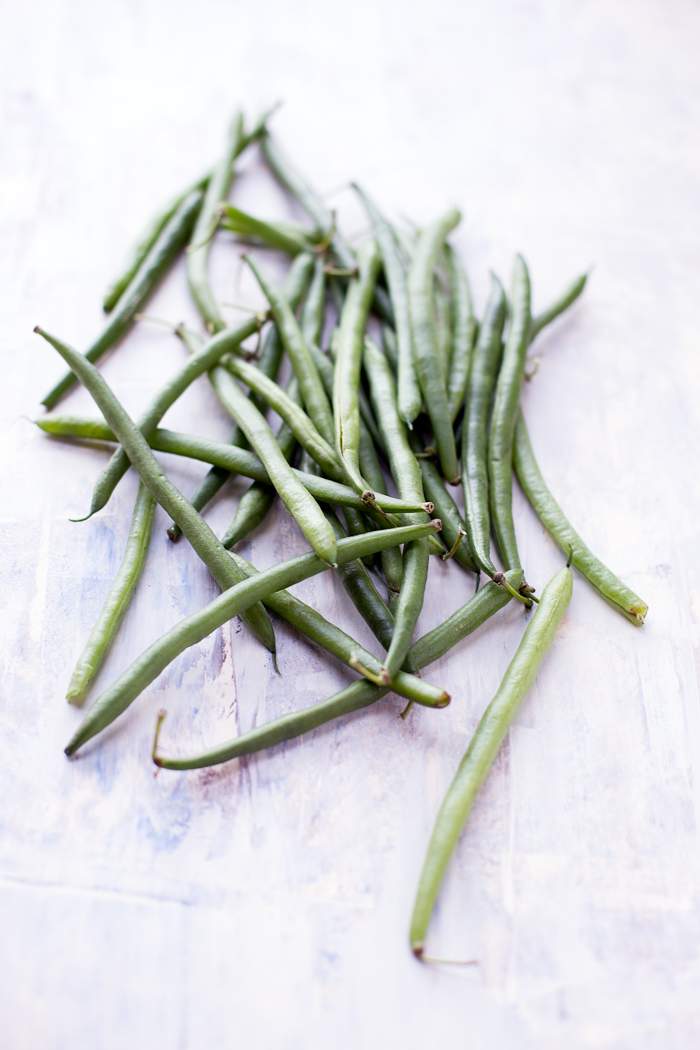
444, 245, 476, 423
462, 273, 507, 576
186, 112, 247, 334
408, 208, 462, 482
300, 257, 327, 348
208, 366, 338, 565
66, 483, 156, 705
41, 189, 205, 410
65, 519, 442, 755
410, 564, 573, 959
103, 171, 212, 313
414, 448, 479, 574
529, 273, 588, 342
513, 411, 647, 625
153, 569, 522, 771
246, 255, 335, 445
35, 327, 277, 659
333, 239, 382, 493
488, 254, 532, 572
353, 183, 422, 424
218, 204, 318, 256
85, 313, 262, 518
433, 272, 452, 388
362, 335, 430, 682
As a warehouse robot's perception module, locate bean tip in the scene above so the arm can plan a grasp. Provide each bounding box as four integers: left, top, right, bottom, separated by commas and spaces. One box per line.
33, 325, 41, 334
431, 518, 442, 531
436, 692, 451, 708
423, 502, 435, 514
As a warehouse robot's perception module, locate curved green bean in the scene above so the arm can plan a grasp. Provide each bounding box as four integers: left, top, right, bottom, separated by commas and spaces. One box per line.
153, 568, 523, 771
35, 326, 277, 658
66, 483, 155, 705
65, 519, 442, 755
41, 189, 205, 410
408, 208, 461, 482
410, 564, 572, 959
353, 183, 422, 424
444, 245, 476, 423
513, 410, 647, 624
462, 273, 507, 576
530, 273, 588, 342
488, 254, 531, 572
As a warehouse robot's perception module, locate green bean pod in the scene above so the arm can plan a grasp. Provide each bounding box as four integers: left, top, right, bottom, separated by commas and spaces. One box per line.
246, 256, 335, 444
433, 272, 452, 387
333, 239, 381, 493
513, 411, 647, 625
186, 112, 247, 334
414, 449, 479, 574
444, 245, 476, 423
408, 208, 462, 482
300, 257, 327, 348
41, 189, 205, 410
35, 327, 277, 659
529, 272, 588, 343
86, 314, 262, 518
461, 273, 507, 576
410, 564, 572, 959
103, 171, 212, 313
66, 483, 156, 705
488, 254, 531, 571
218, 204, 318, 256
353, 183, 422, 424
208, 365, 338, 565
153, 569, 523, 771
65, 519, 442, 755
363, 336, 430, 682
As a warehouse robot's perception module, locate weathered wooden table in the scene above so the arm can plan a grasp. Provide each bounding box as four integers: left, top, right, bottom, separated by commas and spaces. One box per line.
2, 1, 699, 1046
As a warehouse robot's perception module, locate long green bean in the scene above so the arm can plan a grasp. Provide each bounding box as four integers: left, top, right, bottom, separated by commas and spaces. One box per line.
410, 564, 572, 959
218, 204, 318, 256
41, 189, 205, 410
66, 483, 156, 705
529, 273, 588, 342
65, 519, 442, 755
444, 245, 476, 422
513, 410, 647, 624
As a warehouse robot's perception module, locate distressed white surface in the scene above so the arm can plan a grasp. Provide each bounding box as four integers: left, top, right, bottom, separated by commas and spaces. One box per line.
2, 0, 700, 1046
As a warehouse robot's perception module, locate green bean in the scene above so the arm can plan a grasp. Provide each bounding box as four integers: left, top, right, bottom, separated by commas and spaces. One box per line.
153, 568, 522, 771
408, 208, 462, 482
35, 326, 277, 658
410, 564, 572, 959
488, 254, 531, 572
433, 271, 452, 388
86, 314, 263, 518
65, 519, 442, 755
186, 112, 247, 334
353, 184, 422, 425
103, 171, 212, 313
246, 255, 335, 444
529, 273, 588, 342
66, 483, 156, 705
513, 410, 647, 625
168, 253, 315, 539
333, 239, 382, 493
444, 245, 476, 423
208, 365, 338, 564
363, 335, 430, 683
300, 257, 327, 348
218, 204, 318, 256
381, 324, 398, 372
462, 273, 507, 576
411, 442, 479, 574
41, 189, 205, 410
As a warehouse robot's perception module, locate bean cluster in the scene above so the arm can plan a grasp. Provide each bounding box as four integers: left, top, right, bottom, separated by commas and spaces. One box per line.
35, 107, 647, 960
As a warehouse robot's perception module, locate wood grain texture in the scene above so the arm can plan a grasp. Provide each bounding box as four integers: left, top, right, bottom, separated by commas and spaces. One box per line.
2, 0, 700, 1046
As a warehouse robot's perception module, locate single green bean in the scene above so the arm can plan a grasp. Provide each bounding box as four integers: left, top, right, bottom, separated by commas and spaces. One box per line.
529, 273, 588, 342
41, 189, 205, 410
86, 313, 263, 518
65, 519, 442, 755
488, 254, 532, 573
218, 204, 318, 256
444, 245, 476, 423
208, 365, 338, 564
513, 410, 647, 625
412, 445, 479, 574
300, 257, 327, 348
35, 327, 277, 658
153, 568, 522, 770
103, 171, 212, 313
66, 483, 156, 705
408, 208, 462, 482
333, 239, 382, 493
410, 564, 572, 959
353, 183, 422, 424
433, 271, 452, 388
462, 273, 507, 576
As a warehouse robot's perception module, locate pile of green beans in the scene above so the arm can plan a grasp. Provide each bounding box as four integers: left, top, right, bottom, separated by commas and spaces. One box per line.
35, 109, 648, 964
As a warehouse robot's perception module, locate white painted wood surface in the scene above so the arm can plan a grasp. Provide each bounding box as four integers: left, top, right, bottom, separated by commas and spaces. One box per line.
2, 1, 700, 1046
